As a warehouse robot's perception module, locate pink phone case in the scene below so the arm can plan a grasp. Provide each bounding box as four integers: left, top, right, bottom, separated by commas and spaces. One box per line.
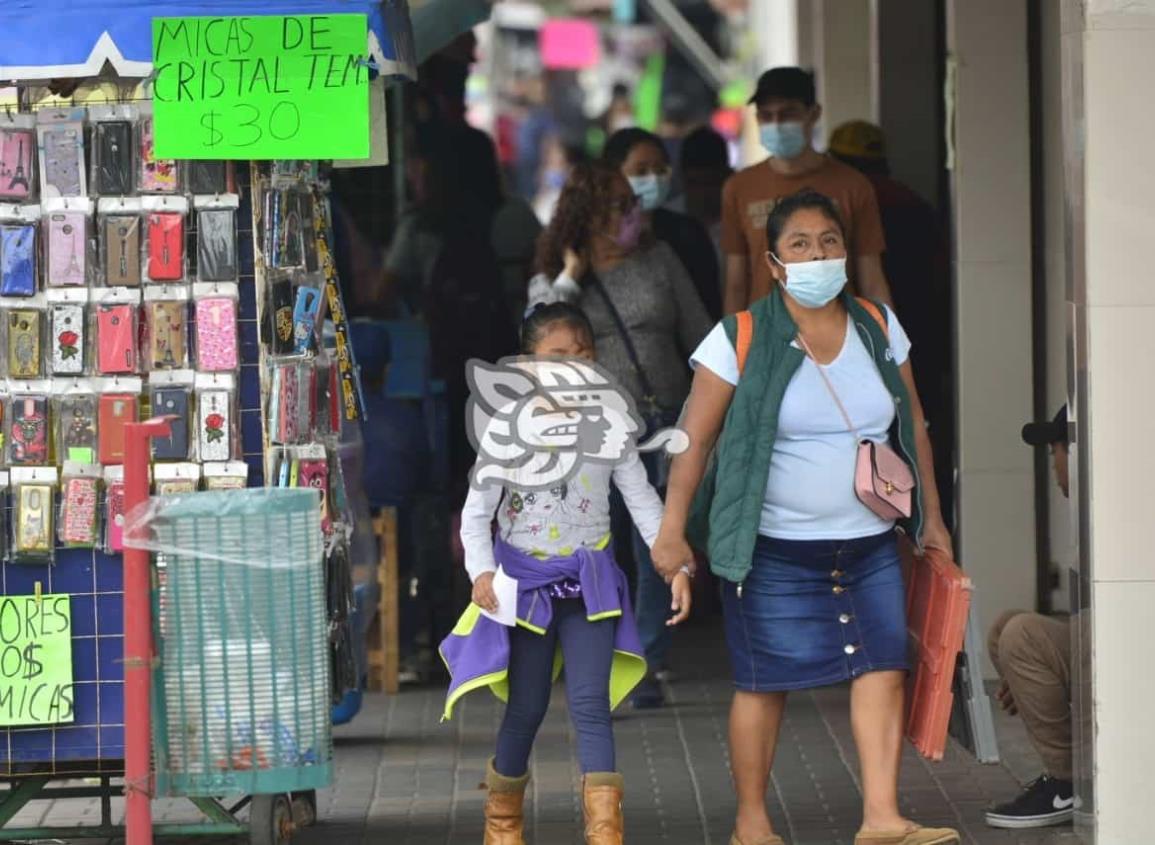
298, 459, 330, 532
195, 296, 238, 371
106, 481, 125, 552
0, 128, 35, 201
46, 211, 87, 287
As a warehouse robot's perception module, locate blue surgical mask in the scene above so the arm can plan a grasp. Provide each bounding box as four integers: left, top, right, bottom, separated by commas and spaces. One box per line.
772, 254, 847, 308
627, 173, 671, 212
760, 121, 808, 159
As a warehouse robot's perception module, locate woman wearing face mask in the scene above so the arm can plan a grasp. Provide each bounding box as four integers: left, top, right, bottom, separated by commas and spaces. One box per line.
603, 128, 722, 320
651, 190, 956, 845
529, 163, 713, 708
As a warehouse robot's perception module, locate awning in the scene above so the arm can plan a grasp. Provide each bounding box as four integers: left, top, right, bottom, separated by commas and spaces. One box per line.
0, 0, 416, 81
408, 0, 492, 63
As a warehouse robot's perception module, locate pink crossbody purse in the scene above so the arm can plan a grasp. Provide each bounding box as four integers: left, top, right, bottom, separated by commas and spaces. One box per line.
796, 332, 915, 521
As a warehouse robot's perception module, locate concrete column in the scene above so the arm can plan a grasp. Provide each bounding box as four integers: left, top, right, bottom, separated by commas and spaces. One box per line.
1064, 2, 1155, 841
945, 0, 1036, 678
811, 0, 876, 147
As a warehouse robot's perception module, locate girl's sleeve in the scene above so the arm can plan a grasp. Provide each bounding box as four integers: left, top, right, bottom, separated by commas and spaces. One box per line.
460, 481, 505, 582
527, 270, 582, 306
612, 450, 665, 549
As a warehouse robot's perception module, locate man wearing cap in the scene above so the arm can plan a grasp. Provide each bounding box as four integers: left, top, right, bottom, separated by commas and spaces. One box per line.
985, 406, 1075, 829
720, 67, 891, 313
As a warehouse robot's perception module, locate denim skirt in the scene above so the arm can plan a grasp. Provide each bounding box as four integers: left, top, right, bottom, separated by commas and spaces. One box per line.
721, 531, 908, 692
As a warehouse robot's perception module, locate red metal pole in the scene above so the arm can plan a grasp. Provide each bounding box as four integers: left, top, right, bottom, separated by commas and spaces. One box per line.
123, 417, 173, 845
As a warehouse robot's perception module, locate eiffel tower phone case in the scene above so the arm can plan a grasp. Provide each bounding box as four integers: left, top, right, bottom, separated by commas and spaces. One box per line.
46, 210, 88, 287
0, 128, 35, 201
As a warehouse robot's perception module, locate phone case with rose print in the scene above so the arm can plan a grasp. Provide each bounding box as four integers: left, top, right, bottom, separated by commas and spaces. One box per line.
7, 309, 42, 378
98, 393, 137, 464
93, 120, 133, 196
146, 300, 187, 370
61, 476, 99, 547
150, 386, 190, 460
147, 212, 184, 281
9, 396, 48, 465
58, 394, 98, 464
50, 303, 85, 375
194, 296, 238, 371
197, 389, 233, 461
0, 128, 35, 201
96, 303, 137, 373
103, 215, 142, 286
138, 117, 178, 193
46, 211, 87, 287
0, 224, 37, 296
16, 484, 53, 555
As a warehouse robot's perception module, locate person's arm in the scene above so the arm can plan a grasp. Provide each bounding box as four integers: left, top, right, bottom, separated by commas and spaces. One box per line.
459, 481, 505, 582
723, 254, 751, 316
855, 253, 895, 307
651, 366, 735, 578
612, 450, 665, 548
897, 360, 952, 557
526, 250, 586, 306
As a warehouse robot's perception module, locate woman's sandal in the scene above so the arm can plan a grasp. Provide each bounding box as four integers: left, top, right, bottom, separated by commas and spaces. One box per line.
853, 825, 959, 845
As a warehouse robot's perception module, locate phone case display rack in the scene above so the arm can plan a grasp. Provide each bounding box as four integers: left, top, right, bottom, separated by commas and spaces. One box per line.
0, 99, 363, 842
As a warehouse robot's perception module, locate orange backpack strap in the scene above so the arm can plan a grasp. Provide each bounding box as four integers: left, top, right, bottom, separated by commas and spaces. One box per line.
855, 297, 890, 337
735, 310, 753, 376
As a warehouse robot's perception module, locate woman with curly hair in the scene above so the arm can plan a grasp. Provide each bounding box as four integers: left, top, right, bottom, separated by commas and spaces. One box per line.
528, 161, 712, 710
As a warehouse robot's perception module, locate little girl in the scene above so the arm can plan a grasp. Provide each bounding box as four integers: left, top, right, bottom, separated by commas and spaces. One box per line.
440, 302, 693, 845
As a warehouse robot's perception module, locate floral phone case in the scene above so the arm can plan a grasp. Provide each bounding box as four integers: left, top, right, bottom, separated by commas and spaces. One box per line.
46, 211, 87, 287
0, 128, 35, 201
61, 476, 100, 547
194, 296, 238, 371
138, 117, 178, 193
8, 309, 42, 378
50, 302, 85, 375
9, 395, 48, 465
197, 389, 232, 461
146, 300, 187, 370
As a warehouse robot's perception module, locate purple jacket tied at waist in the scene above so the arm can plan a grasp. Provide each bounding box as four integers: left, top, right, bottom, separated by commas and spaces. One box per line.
438, 537, 646, 720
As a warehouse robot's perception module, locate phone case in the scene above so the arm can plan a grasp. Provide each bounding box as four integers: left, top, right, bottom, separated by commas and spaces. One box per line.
59, 394, 98, 463
41, 125, 83, 197
146, 300, 186, 369
156, 478, 197, 495
188, 161, 226, 195
138, 117, 178, 193
278, 364, 300, 443
98, 393, 137, 464
269, 276, 295, 355
198, 390, 232, 461
16, 484, 53, 554
96, 303, 137, 373
103, 215, 142, 286
0, 224, 37, 296
8, 309, 42, 378
298, 458, 330, 532
150, 386, 190, 460
0, 128, 35, 201
94, 120, 134, 196
46, 211, 87, 287
61, 476, 99, 547
49, 303, 85, 375
197, 208, 237, 282
106, 481, 125, 552
9, 396, 48, 465
292, 286, 322, 354
147, 212, 184, 281
194, 296, 238, 371
301, 196, 319, 272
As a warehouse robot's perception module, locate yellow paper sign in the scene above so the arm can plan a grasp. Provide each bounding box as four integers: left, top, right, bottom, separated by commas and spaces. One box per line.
0, 595, 74, 727
151, 14, 370, 160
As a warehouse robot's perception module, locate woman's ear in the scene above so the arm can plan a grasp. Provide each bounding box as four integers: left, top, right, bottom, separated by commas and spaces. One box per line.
764, 252, 784, 283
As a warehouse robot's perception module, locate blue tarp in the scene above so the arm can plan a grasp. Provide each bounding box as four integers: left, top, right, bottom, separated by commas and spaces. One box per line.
0, 0, 416, 80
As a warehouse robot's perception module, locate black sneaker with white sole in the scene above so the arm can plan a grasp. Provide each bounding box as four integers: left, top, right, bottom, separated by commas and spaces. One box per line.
985, 775, 1075, 829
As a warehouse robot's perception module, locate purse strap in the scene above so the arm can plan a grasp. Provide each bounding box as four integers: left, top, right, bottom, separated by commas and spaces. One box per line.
586, 273, 659, 404
795, 332, 860, 440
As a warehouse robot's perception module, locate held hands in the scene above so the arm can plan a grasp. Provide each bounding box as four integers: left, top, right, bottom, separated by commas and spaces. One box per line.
667, 570, 693, 627
472, 571, 499, 614
651, 532, 696, 581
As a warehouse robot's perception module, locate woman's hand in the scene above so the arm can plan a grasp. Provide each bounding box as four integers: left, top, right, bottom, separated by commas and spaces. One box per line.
563, 247, 587, 281
667, 571, 693, 626
471, 572, 499, 613
651, 532, 695, 581
920, 515, 954, 560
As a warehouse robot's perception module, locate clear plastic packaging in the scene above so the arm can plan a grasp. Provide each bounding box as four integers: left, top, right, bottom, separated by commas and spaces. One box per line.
143, 285, 189, 371
0, 113, 37, 202
154, 462, 200, 495
59, 462, 101, 548
43, 197, 93, 288
142, 196, 188, 283
266, 357, 313, 445
48, 289, 89, 376
89, 104, 138, 197
98, 198, 144, 287
194, 194, 239, 283
93, 287, 141, 374
11, 467, 58, 563
97, 378, 142, 465
5, 301, 46, 378
202, 460, 249, 490
7, 389, 51, 466
104, 465, 125, 553
36, 108, 87, 199
149, 370, 194, 461
0, 204, 41, 297
193, 282, 239, 372
55, 383, 99, 464
195, 372, 236, 462
137, 111, 180, 194
262, 186, 308, 270
187, 161, 233, 196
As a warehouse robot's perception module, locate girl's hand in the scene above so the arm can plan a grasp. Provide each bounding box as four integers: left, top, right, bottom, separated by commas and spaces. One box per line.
920, 516, 954, 560
472, 572, 499, 613
563, 248, 587, 281
667, 571, 693, 626
652, 532, 695, 581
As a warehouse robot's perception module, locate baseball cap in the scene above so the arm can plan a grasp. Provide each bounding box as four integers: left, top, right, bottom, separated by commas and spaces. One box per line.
829, 120, 886, 160
749, 67, 816, 107
1022, 405, 1068, 447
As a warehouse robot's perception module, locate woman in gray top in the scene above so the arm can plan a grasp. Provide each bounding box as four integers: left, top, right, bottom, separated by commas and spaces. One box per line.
528, 161, 712, 709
